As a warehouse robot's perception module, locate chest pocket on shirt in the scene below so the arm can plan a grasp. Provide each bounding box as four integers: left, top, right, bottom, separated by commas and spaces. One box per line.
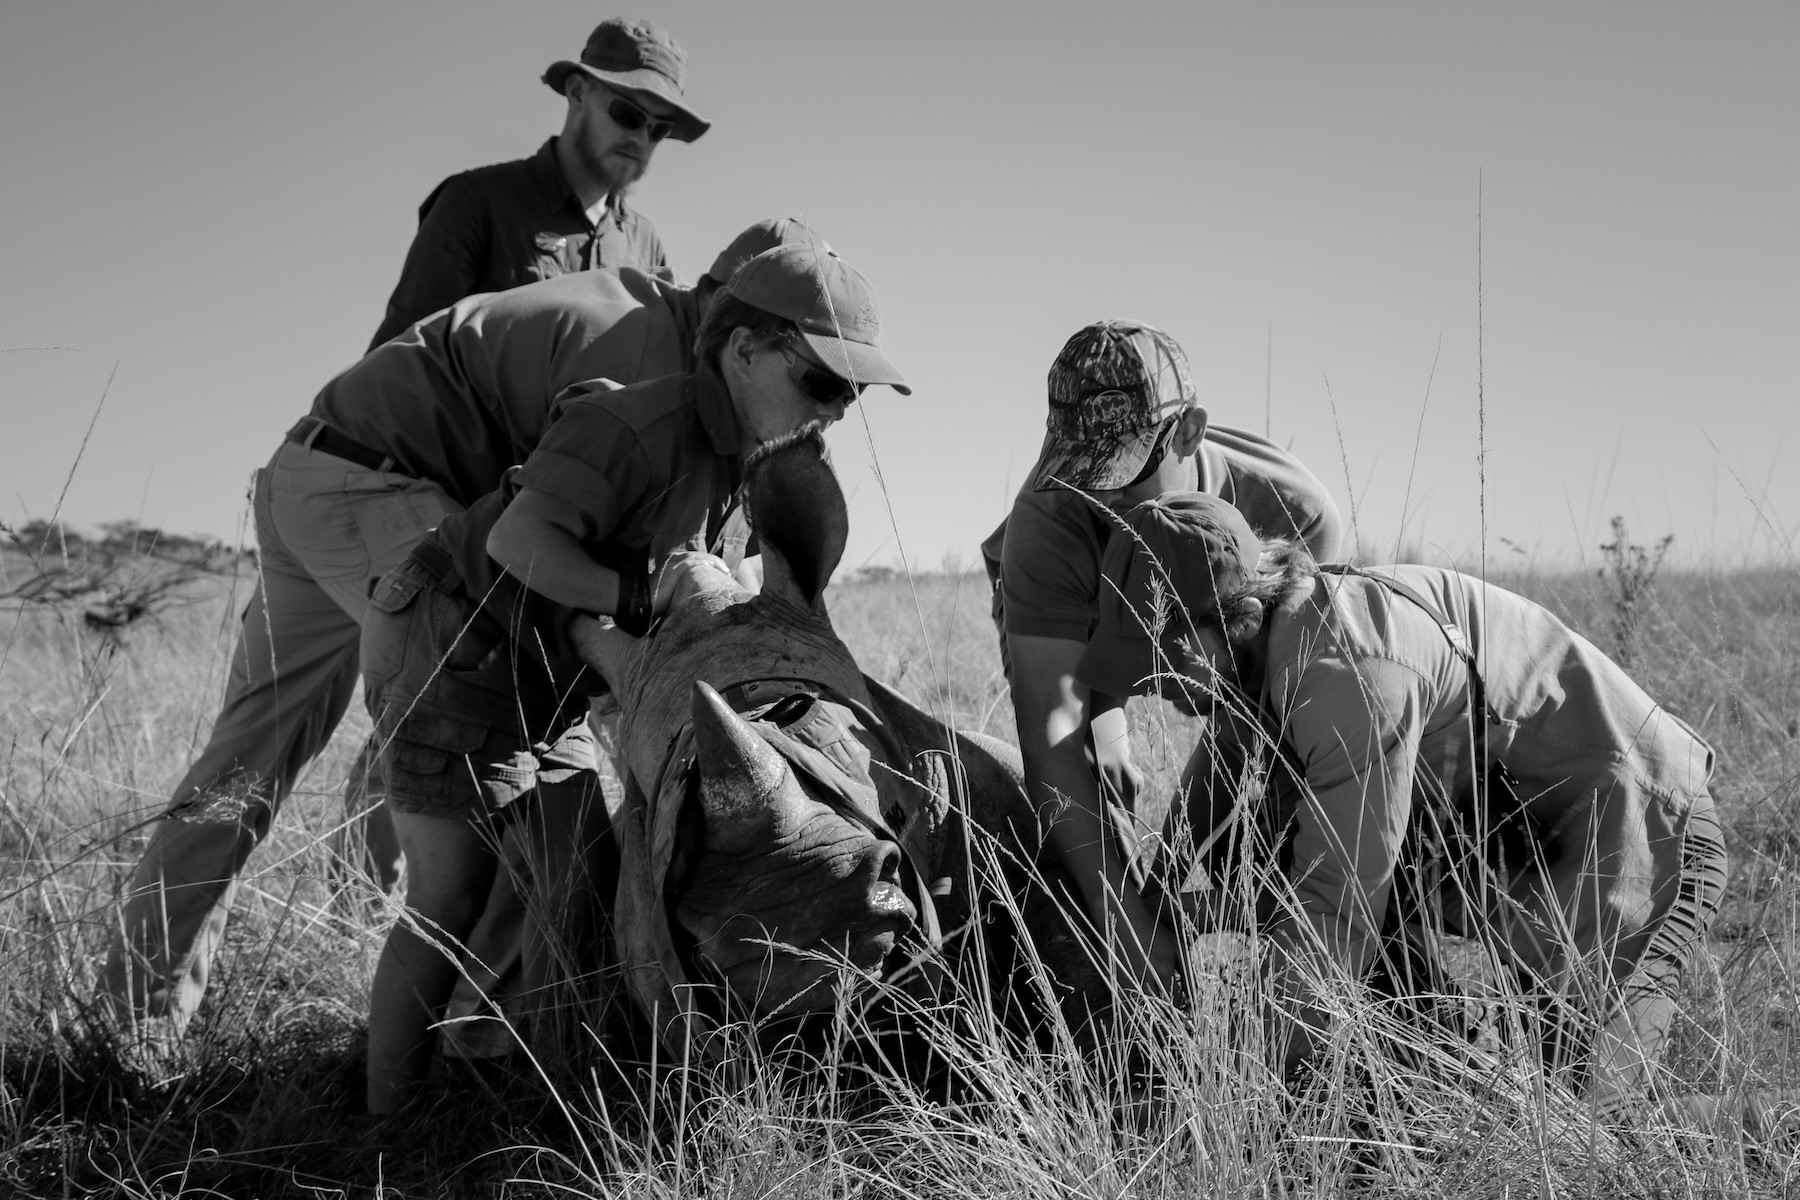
531, 232, 581, 282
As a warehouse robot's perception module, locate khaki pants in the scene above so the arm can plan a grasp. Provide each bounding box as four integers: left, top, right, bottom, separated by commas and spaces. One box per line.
104, 439, 459, 1022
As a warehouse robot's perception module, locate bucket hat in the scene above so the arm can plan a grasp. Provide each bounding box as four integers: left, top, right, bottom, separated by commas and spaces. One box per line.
543, 17, 710, 142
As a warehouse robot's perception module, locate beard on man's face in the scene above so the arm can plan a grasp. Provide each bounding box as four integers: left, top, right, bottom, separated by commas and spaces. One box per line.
571, 110, 650, 194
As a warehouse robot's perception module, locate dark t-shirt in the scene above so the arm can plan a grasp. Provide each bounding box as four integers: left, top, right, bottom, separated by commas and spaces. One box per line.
999, 424, 1345, 643
312, 268, 700, 508
370, 138, 672, 348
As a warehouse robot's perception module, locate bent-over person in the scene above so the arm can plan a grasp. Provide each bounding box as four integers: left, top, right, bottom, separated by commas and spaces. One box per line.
103, 221, 817, 1030
1082, 492, 1725, 1116
361, 241, 910, 1112
998, 320, 1343, 980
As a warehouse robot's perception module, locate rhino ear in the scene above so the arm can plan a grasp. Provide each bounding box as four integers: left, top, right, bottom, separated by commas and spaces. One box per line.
744, 424, 847, 608
692, 680, 797, 853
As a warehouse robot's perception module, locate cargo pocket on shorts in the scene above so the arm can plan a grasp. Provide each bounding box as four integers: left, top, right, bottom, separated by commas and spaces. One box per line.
386, 704, 495, 811
362, 562, 431, 690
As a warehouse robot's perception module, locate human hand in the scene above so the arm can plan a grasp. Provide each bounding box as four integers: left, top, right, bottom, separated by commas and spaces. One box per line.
1094, 738, 1145, 813
568, 612, 635, 683
650, 551, 735, 617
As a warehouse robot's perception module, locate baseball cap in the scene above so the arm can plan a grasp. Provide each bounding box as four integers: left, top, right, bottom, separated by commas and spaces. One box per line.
1075, 492, 1260, 698
1029, 320, 1196, 493
703, 218, 829, 288
727, 243, 911, 395
543, 17, 710, 143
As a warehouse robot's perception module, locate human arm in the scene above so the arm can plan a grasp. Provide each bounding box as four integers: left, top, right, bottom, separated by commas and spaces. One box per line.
1263, 655, 1427, 1074
488, 486, 630, 614
1089, 691, 1144, 812
486, 488, 721, 621
1009, 631, 1176, 983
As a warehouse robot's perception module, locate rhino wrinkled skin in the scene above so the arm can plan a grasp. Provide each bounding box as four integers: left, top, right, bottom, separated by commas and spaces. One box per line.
580, 434, 1105, 1059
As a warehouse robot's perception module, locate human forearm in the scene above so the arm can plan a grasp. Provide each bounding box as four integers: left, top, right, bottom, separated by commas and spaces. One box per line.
487, 495, 625, 614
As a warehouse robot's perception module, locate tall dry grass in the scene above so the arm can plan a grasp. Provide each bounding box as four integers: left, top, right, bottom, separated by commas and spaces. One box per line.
3, 545, 1798, 1196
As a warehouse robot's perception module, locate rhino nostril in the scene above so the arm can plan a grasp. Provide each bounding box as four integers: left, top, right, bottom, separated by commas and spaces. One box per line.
873, 841, 903, 885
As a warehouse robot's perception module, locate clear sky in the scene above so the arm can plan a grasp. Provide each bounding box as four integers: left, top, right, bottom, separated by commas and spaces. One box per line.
2, 0, 1795, 574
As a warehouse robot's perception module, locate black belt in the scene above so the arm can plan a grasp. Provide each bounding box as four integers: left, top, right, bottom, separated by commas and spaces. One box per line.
287, 416, 399, 474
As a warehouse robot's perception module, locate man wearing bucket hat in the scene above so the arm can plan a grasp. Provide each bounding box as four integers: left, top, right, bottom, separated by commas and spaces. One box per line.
1080, 491, 1729, 1119
996, 320, 1342, 978
361, 240, 906, 1112
103, 219, 816, 1034
369, 17, 709, 348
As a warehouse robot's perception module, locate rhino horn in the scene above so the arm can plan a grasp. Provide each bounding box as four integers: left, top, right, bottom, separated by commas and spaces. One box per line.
692, 680, 798, 852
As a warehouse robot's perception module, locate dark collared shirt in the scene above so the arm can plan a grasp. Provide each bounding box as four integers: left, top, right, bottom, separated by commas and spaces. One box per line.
314, 268, 701, 508
370, 137, 672, 349
421, 366, 747, 693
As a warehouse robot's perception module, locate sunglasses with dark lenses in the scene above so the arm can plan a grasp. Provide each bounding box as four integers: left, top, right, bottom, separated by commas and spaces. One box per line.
781, 345, 862, 408
597, 85, 674, 141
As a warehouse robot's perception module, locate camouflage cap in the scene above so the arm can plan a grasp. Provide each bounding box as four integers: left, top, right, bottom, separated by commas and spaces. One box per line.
1029, 320, 1197, 493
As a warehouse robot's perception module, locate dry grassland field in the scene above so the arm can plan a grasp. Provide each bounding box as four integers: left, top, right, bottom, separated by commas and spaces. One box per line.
2, 527, 1798, 1197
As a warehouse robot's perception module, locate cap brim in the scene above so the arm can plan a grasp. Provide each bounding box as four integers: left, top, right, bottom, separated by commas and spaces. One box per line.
542, 61, 711, 142
1029, 422, 1162, 493
798, 331, 911, 396
1075, 624, 1160, 699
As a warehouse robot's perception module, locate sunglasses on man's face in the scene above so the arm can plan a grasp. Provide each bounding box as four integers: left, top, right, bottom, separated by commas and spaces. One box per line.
780, 345, 862, 409
596, 84, 674, 141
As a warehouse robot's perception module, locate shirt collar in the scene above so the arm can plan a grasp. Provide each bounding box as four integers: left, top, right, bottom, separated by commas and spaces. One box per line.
693, 362, 743, 456
535, 137, 626, 229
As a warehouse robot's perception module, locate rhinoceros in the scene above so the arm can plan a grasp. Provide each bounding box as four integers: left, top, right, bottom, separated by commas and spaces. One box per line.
573, 427, 1110, 1061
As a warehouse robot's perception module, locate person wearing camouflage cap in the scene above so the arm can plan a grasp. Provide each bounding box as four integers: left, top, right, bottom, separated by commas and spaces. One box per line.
369, 17, 710, 348
992, 319, 1344, 980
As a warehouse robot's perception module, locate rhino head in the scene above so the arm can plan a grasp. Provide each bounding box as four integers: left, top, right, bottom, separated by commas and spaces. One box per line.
679, 679, 918, 1013
597, 426, 938, 1037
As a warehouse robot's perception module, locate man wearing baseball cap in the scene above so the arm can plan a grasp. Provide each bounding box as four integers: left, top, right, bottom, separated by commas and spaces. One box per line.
369, 17, 709, 348
993, 319, 1343, 981
361, 240, 905, 1111
1081, 492, 1730, 1121
103, 219, 817, 1036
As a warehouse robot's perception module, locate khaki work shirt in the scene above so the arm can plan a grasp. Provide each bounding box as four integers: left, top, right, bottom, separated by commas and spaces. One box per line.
370, 137, 672, 348
1201, 566, 1714, 985
312, 268, 701, 508
995, 424, 1345, 644
421, 367, 748, 694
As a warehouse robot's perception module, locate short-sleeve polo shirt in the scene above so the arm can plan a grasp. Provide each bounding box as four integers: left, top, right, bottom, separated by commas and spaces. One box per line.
312, 268, 701, 508
418, 366, 746, 694
512, 367, 745, 570
370, 137, 672, 349
1000, 423, 1345, 643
